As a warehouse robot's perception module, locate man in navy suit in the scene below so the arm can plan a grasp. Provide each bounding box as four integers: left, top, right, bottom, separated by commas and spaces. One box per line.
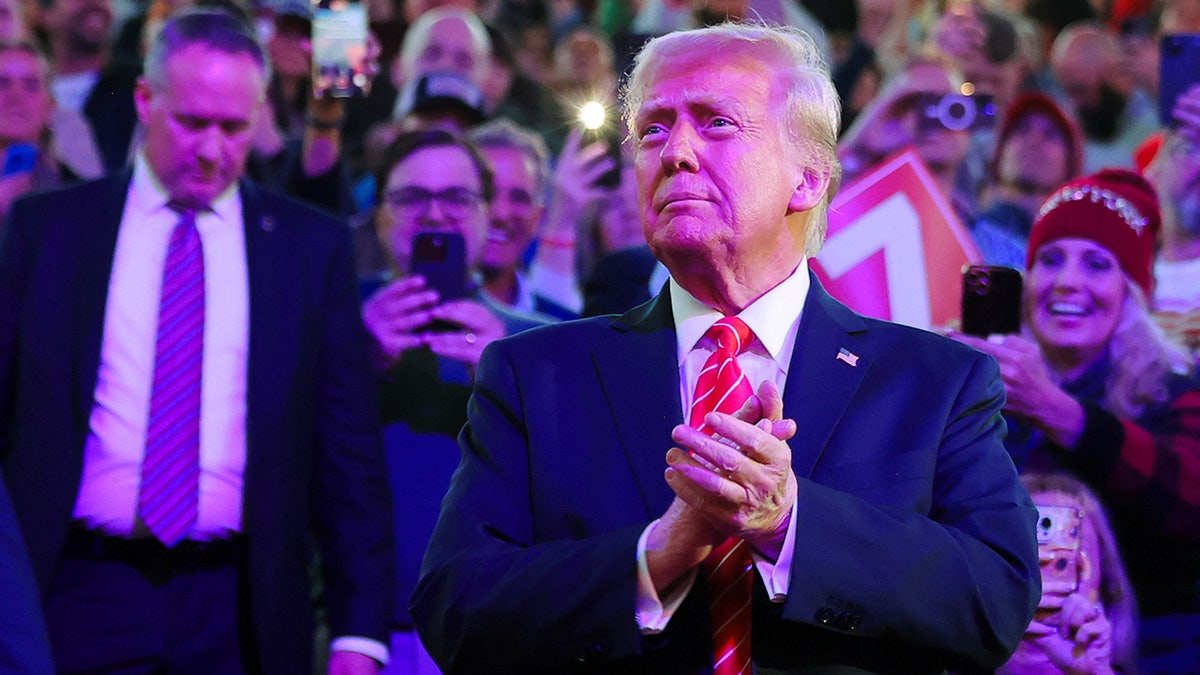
0, 9, 391, 674
412, 23, 1039, 674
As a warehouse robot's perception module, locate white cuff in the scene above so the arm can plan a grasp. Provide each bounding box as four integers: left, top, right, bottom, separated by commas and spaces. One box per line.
635, 520, 697, 633
750, 498, 798, 602
331, 636, 389, 666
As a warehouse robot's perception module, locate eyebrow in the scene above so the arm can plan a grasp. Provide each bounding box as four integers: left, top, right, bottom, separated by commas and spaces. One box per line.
636, 90, 750, 125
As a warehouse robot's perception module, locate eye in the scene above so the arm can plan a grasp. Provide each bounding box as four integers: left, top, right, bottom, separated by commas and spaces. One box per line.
1035, 247, 1064, 268
709, 117, 735, 128
1084, 252, 1116, 272
174, 114, 209, 132
638, 123, 667, 139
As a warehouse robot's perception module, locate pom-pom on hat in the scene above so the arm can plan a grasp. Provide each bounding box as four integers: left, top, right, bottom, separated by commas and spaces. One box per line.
1025, 168, 1161, 297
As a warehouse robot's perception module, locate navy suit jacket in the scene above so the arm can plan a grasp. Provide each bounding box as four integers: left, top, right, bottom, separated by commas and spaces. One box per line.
412, 274, 1040, 674
0, 173, 393, 674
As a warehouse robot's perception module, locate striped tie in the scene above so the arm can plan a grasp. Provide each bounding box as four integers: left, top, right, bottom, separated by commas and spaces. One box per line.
689, 317, 755, 675
139, 202, 204, 547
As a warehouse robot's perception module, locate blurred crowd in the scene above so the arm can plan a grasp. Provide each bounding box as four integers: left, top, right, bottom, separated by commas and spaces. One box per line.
4, 0, 1200, 672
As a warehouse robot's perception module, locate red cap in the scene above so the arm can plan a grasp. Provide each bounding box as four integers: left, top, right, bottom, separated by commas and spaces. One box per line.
1025, 168, 1160, 297
990, 92, 1084, 183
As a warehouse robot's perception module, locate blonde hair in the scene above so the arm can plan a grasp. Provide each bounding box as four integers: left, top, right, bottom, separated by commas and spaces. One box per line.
1019, 472, 1139, 674
1102, 279, 1192, 419
620, 22, 842, 257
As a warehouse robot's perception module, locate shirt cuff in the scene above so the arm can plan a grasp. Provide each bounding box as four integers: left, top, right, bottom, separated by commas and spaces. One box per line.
750, 498, 797, 602
635, 519, 698, 633
331, 636, 389, 666
527, 261, 582, 313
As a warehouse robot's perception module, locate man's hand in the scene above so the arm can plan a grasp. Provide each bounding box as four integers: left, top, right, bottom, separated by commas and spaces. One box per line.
666, 381, 798, 560
361, 276, 438, 369
645, 496, 722, 595
328, 650, 380, 675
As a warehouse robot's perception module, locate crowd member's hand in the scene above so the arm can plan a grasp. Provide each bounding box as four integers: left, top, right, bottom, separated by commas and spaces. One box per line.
665, 381, 798, 560
1021, 592, 1114, 675
1172, 83, 1200, 147
948, 332, 1086, 448
328, 650, 380, 675
548, 128, 618, 221
421, 299, 505, 369
361, 276, 439, 369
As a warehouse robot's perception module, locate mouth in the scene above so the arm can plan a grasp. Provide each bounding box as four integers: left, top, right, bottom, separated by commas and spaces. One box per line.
486, 228, 511, 245
1046, 301, 1091, 318
656, 193, 711, 212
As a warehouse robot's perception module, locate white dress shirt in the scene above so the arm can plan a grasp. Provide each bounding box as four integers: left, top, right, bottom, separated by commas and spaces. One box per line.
635, 259, 809, 632
72, 155, 249, 539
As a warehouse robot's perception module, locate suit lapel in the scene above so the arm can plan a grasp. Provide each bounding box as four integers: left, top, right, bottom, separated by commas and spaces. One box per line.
74, 172, 134, 427
783, 273, 871, 478
592, 294, 683, 518
239, 182, 291, 461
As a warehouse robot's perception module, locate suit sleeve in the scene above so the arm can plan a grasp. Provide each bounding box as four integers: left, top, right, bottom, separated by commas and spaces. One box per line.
410, 340, 664, 674
311, 222, 395, 645
781, 351, 1040, 672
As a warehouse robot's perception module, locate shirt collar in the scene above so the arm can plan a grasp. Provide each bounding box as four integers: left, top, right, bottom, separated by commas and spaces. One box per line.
129, 153, 240, 224
670, 258, 810, 372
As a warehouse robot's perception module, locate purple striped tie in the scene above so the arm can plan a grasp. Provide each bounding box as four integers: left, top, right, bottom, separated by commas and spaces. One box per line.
139, 202, 204, 547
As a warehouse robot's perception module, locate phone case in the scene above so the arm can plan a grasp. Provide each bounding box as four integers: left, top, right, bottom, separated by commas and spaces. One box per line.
311, 0, 369, 98
1035, 504, 1083, 594
411, 231, 467, 303
1160, 34, 1200, 126
961, 265, 1023, 337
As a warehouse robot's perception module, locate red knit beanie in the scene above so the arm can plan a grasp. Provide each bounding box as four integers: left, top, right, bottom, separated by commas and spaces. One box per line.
1025, 168, 1161, 297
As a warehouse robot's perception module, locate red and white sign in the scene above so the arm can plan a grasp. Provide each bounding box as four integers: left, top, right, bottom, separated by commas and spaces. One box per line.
812, 150, 981, 330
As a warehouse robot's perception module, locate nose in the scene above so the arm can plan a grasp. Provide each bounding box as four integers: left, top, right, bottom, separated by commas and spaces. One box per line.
659, 123, 700, 173
1051, 257, 1085, 290
195, 126, 222, 165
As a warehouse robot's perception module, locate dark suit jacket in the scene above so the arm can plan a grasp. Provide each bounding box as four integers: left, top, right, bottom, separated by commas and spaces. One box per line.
411, 273, 1040, 674
0, 173, 393, 674
0, 465, 53, 674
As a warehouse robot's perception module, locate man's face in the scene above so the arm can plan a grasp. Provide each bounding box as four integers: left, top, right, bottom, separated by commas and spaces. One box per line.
409, 16, 485, 81
378, 144, 489, 272
135, 44, 264, 206
41, 0, 112, 52
998, 112, 1069, 191
478, 145, 541, 275
0, 49, 53, 144
633, 49, 816, 288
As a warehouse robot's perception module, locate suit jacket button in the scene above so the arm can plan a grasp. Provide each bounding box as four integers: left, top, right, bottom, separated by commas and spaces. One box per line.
815, 607, 835, 624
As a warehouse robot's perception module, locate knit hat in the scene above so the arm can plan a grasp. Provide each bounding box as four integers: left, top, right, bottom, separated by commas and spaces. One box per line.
990, 93, 1084, 183
1025, 168, 1161, 297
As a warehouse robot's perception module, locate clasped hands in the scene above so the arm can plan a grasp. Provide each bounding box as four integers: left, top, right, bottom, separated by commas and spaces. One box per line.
647, 381, 798, 593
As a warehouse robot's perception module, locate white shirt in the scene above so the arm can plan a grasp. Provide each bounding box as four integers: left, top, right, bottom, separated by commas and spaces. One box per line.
635, 260, 809, 631
51, 70, 101, 114
72, 155, 249, 539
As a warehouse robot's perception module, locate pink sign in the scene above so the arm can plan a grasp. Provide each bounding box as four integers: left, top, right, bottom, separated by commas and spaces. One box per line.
812, 150, 981, 329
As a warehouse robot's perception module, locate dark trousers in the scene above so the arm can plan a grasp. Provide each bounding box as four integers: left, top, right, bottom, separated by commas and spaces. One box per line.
45, 530, 249, 675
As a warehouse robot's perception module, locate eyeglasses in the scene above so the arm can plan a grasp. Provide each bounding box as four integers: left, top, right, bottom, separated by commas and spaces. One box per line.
385, 186, 484, 219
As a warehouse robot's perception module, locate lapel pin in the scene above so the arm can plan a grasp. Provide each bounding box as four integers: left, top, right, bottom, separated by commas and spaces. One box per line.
836, 347, 859, 367
260, 215, 275, 232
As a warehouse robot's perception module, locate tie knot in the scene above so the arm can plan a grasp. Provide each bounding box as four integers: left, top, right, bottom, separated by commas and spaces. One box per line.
704, 316, 753, 356
167, 200, 207, 223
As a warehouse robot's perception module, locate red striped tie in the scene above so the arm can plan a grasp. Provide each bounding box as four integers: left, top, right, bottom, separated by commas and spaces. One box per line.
689, 317, 754, 675
139, 202, 204, 547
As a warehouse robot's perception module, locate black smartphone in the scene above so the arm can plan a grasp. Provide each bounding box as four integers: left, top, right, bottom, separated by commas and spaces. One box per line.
411, 231, 467, 302
311, 0, 369, 98
961, 265, 1022, 336
1160, 34, 1200, 126
578, 101, 623, 189
916, 93, 997, 132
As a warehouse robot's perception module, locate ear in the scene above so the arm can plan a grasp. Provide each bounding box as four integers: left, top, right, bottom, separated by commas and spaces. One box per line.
134, 77, 154, 126
788, 164, 831, 213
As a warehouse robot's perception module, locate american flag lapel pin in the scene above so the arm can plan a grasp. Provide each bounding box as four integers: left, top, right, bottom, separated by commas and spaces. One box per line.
836, 347, 859, 367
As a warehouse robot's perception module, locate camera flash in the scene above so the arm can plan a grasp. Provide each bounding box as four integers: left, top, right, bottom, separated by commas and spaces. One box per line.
579, 101, 606, 130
